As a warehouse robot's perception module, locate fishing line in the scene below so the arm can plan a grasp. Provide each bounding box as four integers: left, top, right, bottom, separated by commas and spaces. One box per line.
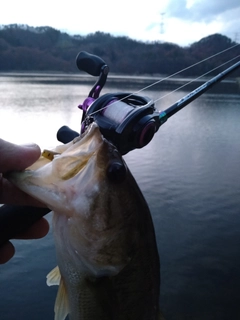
125, 43, 240, 97
154, 54, 240, 104
86, 43, 240, 118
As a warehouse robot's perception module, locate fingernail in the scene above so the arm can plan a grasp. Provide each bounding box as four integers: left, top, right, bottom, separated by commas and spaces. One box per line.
20, 143, 41, 154
21, 143, 39, 149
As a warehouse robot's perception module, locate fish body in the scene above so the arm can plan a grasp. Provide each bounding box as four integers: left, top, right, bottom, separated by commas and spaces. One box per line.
9, 123, 160, 320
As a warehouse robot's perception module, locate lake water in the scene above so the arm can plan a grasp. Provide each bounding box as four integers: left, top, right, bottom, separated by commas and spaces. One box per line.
0, 74, 240, 320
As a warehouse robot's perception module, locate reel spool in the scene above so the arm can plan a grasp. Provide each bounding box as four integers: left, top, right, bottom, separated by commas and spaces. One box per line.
82, 93, 160, 155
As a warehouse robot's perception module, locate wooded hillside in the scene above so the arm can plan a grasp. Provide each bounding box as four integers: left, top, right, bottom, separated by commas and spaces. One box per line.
0, 24, 239, 76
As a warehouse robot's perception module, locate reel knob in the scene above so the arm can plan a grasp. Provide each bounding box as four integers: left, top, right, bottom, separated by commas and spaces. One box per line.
76, 51, 109, 77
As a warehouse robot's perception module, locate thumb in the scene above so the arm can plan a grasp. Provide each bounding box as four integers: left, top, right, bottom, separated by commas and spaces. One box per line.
0, 139, 41, 173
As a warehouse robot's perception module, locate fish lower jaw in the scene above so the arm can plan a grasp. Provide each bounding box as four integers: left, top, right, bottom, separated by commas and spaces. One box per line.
79, 257, 126, 278
57, 253, 125, 283
55, 236, 126, 279
53, 226, 127, 279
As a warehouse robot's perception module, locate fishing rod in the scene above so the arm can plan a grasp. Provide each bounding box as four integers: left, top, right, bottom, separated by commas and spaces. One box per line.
0, 51, 240, 247
58, 51, 240, 155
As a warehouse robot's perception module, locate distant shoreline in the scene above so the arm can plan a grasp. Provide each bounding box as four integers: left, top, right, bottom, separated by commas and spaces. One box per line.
1, 72, 239, 94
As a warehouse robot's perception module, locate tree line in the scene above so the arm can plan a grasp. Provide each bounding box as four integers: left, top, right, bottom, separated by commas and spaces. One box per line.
0, 24, 239, 76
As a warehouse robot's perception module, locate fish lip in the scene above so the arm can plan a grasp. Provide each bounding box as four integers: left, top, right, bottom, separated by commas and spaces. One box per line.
72, 122, 100, 146
6, 122, 106, 211
5, 169, 32, 182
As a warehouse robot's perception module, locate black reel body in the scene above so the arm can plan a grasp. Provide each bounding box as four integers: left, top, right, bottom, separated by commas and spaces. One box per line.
57, 51, 161, 155
83, 93, 160, 155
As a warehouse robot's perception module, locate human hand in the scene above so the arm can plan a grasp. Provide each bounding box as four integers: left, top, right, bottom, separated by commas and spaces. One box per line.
0, 138, 49, 264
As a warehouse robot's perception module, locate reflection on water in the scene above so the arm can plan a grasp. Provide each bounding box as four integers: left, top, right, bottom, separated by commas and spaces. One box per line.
0, 74, 240, 320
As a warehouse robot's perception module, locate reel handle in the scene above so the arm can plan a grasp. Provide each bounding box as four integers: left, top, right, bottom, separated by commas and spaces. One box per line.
57, 126, 79, 144
76, 51, 108, 77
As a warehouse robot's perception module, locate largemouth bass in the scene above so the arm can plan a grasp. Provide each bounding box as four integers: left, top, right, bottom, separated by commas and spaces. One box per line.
9, 123, 161, 320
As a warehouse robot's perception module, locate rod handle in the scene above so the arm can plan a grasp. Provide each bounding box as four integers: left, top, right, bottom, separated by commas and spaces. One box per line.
0, 205, 50, 247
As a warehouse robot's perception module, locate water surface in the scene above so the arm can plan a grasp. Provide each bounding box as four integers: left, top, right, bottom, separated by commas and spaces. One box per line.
0, 74, 240, 320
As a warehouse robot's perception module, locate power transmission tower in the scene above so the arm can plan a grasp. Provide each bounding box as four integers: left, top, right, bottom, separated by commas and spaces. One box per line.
234, 32, 240, 43
160, 12, 165, 34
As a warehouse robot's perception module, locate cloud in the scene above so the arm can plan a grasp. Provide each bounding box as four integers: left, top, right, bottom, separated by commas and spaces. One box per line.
218, 7, 240, 40
165, 0, 240, 23
160, 0, 240, 44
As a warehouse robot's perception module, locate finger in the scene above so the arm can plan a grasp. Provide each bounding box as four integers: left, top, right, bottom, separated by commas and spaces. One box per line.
0, 241, 15, 264
0, 139, 41, 173
15, 217, 50, 239
0, 176, 45, 206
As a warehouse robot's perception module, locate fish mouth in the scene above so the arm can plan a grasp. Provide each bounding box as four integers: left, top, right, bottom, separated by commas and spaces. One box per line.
7, 123, 107, 211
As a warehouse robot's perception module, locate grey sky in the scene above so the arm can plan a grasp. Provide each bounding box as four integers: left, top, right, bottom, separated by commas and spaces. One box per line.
1, 0, 240, 46
166, 0, 240, 22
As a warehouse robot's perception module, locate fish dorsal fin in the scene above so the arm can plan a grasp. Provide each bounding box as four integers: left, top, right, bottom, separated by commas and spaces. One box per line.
46, 266, 61, 286
54, 278, 69, 320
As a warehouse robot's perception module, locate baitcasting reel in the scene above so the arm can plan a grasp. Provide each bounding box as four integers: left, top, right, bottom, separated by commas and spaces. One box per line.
57, 51, 162, 155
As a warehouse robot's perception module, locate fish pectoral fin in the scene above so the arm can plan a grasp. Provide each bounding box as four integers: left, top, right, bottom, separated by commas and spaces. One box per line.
46, 267, 69, 320
46, 266, 61, 286
54, 278, 69, 320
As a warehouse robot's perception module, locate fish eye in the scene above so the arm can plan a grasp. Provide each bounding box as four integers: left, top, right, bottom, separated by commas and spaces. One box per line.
106, 160, 127, 183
